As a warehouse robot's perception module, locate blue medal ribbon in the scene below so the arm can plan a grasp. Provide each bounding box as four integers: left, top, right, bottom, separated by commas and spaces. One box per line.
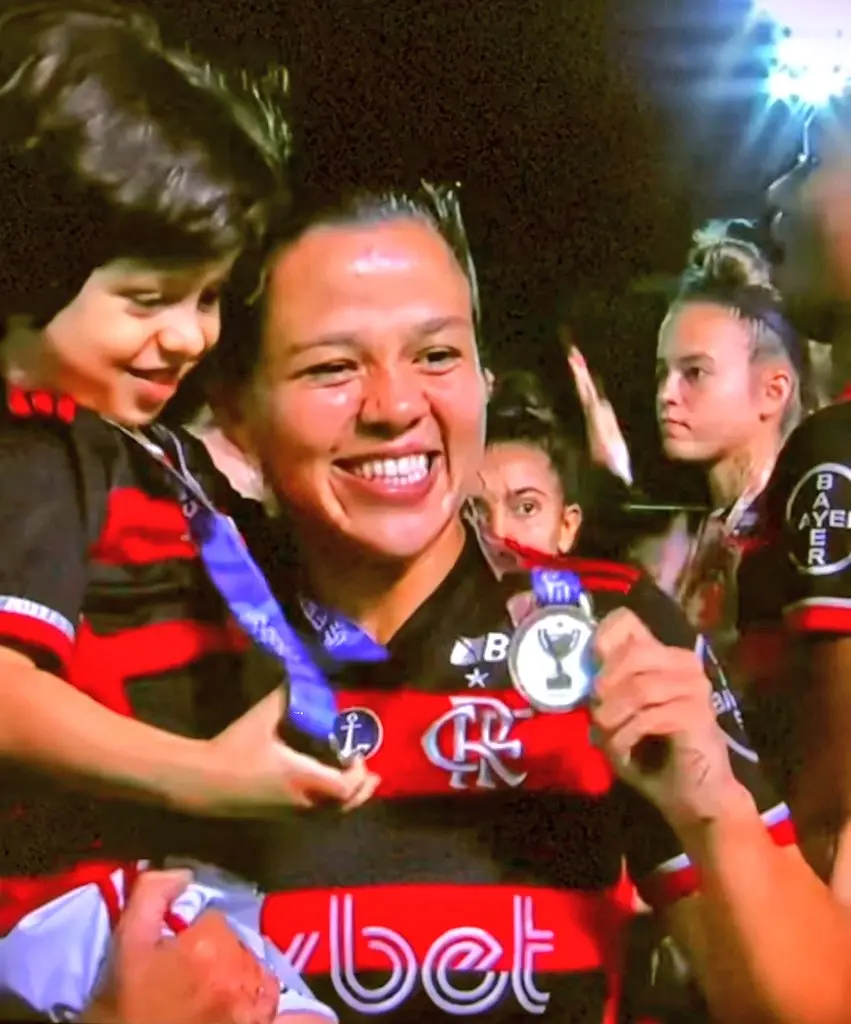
530, 567, 584, 609
130, 426, 387, 746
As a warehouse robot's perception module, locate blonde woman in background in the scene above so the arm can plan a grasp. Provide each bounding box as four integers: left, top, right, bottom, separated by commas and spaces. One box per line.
570, 223, 812, 671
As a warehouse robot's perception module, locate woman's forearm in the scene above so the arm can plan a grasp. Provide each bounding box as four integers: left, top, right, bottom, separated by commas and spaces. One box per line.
674, 786, 851, 1024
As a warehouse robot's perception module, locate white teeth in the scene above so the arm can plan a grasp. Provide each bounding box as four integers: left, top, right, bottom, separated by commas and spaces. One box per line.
349, 454, 431, 483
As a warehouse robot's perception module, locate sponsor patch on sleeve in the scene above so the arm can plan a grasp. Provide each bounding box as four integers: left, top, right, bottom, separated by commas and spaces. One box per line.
785, 462, 851, 577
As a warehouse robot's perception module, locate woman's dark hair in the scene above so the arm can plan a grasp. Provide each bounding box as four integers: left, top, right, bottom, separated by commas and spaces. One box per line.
671, 222, 807, 435
485, 370, 584, 506
0, 0, 283, 326
210, 180, 482, 393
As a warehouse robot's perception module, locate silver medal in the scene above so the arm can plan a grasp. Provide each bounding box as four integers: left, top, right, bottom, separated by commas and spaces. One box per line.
508, 600, 598, 713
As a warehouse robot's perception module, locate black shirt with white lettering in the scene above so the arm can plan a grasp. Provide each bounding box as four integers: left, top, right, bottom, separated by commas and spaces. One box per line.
251, 527, 792, 1024
738, 395, 851, 788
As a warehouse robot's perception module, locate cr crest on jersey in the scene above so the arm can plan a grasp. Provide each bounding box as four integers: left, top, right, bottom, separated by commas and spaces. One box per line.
508, 604, 598, 713
330, 708, 383, 762
786, 462, 851, 576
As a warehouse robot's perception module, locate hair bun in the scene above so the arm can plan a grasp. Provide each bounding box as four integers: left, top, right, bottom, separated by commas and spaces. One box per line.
683, 220, 775, 295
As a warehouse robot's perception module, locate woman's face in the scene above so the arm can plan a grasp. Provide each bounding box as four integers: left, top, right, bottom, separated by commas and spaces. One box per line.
473, 440, 581, 555
656, 302, 777, 464
248, 218, 487, 562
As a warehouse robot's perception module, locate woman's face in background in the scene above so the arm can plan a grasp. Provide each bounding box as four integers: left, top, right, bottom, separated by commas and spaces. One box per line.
247, 217, 487, 563
656, 301, 769, 465
473, 440, 581, 555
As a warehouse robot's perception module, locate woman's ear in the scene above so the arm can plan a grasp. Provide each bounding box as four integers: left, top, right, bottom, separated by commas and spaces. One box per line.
759, 363, 794, 421
484, 367, 495, 399
557, 503, 583, 555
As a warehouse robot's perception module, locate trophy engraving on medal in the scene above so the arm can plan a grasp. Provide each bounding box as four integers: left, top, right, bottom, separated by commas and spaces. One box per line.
538, 625, 583, 691
509, 601, 598, 713
508, 567, 672, 773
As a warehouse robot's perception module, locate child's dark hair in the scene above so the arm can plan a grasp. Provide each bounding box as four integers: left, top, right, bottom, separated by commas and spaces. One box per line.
486, 370, 584, 506
0, 0, 283, 326
211, 180, 482, 393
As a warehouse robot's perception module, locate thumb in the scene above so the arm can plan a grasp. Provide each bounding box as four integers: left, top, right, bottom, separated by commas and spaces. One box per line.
118, 869, 193, 957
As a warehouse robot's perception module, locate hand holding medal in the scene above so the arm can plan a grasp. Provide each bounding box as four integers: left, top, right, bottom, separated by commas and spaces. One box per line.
590, 609, 743, 831
508, 568, 672, 776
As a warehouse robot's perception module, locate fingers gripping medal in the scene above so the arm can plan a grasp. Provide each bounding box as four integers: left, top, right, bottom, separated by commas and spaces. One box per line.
508, 569, 599, 713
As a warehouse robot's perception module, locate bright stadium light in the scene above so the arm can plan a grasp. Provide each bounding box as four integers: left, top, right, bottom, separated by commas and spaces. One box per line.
753, 4, 851, 108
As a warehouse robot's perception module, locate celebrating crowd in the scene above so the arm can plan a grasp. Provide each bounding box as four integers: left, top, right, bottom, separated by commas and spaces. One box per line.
3, 3, 851, 1023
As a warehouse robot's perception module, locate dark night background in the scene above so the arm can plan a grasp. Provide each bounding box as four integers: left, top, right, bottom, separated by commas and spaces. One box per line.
153, 0, 806, 503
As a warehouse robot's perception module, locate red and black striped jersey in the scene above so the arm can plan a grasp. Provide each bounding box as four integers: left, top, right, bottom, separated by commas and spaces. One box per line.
0, 385, 257, 880
737, 393, 851, 788
251, 528, 792, 1024
739, 396, 851, 641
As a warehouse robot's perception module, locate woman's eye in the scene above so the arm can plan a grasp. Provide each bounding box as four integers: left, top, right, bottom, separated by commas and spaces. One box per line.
516, 499, 540, 517
302, 361, 357, 381
683, 367, 705, 384
419, 347, 460, 370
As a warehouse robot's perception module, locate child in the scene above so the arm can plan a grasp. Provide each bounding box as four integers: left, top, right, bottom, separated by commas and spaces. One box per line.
0, 3, 363, 1018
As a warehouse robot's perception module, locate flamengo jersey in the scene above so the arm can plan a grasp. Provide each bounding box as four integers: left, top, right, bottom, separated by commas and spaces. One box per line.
738, 396, 851, 786
0, 386, 258, 892
252, 529, 793, 1023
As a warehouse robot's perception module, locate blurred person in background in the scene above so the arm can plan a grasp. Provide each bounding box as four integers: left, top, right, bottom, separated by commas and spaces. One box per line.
736, 97, 851, 896
654, 231, 805, 663
568, 225, 807, 675
471, 370, 584, 556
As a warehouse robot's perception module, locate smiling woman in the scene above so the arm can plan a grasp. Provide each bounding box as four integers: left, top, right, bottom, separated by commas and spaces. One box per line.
196, 181, 837, 1024
208, 183, 487, 587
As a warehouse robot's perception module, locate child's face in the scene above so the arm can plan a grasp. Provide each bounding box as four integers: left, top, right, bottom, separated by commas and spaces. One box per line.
35, 256, 234, 425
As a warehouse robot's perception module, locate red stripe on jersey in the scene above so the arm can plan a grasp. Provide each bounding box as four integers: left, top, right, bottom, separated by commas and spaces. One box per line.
578, 575, 633, 595
5, 386, 75, 423
637, 863, 699, 910
785, 602, 851, 635
638, 813, 796, 909
0, 610, 73, 671
736, 627, 786, 691
335, 689, 614, 798
0, 860, 133, 937
501, 538, 641, 584
68, 618, 248, 713
90, 487, 196, 565
261, 881, 633, 976
562, 556, 642, 584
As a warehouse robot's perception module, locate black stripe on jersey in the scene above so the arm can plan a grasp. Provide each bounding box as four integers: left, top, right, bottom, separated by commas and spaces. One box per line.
248, 790, 624, 894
